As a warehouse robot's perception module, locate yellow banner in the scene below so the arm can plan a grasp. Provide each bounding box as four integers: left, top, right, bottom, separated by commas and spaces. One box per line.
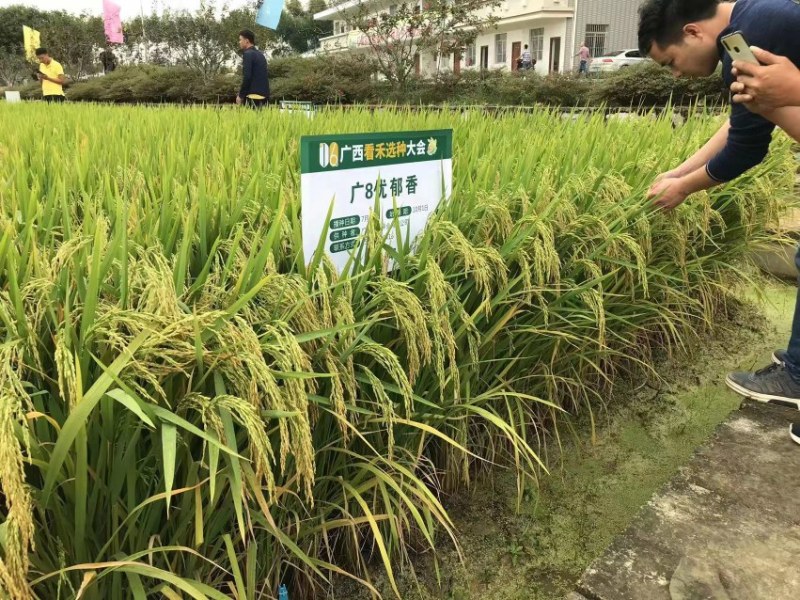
23, 26, 41, 62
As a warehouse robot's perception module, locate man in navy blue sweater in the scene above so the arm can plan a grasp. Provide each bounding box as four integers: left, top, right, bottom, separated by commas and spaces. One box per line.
638, 0, 800, 441
237, 29, 270, 108
731, 48, 800, 446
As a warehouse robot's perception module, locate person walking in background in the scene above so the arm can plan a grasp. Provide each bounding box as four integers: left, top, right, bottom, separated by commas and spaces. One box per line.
35, 48, 66, 103
237, 29, 269, 109
578, 41, 591, 76
99, 47, 118, 74
521, 44, 533, 70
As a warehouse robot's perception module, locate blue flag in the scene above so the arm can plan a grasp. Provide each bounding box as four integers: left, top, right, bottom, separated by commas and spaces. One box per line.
256, 0, 284, 30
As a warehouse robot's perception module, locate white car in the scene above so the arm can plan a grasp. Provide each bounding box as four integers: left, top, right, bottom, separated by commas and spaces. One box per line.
588, 49, 648, 74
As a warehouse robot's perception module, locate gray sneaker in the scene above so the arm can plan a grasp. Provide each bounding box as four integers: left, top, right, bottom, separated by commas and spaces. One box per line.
725, 363, 800, 410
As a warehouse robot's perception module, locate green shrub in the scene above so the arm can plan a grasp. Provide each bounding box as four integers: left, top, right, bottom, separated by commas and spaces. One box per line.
66, 66, 238, 104
589, 62, 727, 107
534, 73, 592, 106
17, 58, 730, 108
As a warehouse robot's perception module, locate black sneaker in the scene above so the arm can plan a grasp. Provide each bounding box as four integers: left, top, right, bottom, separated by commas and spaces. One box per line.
772, 349, 787, 365
725, 363, 800, 410
792, 423, 800, 446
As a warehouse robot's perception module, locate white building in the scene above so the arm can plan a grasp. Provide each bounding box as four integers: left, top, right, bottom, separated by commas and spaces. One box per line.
313, 0, 644, 75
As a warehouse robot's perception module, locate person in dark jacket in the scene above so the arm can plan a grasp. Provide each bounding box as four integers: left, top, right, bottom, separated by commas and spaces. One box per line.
237, 29, 270, 108
99, 48, 118, 74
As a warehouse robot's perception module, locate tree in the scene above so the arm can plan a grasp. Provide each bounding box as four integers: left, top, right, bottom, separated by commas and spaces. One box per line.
0, 5, 47, 55
309, 0, 334, 42
42, 13, 105, 79
274, 0, 335, 55
0, 51, 28, 86
120, 2, 250, 77
275, 0, 314, 54
162, 4, 240, 77
340, 0, 500, 89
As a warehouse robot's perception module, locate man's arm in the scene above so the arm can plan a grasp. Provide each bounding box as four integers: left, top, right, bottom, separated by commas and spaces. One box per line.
764, 106, 800, 143
648, 164, 718, 211
650, 106, 800, 210
705, 101, 775, 183
38, 65, 66, 85
239, 52, 252, 100
658, 120, 731, 179
40, 74, 66, 84
649, 101, 775, 209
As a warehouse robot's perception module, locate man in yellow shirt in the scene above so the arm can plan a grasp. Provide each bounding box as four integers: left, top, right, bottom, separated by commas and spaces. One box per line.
35, 48, 66, 103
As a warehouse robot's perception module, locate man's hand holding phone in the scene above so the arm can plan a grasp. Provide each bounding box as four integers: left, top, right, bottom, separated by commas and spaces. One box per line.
731, 47, 800, 112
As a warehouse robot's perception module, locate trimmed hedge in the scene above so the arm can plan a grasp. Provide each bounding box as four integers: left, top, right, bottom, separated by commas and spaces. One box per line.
589, 62, 726, 107
9, 56, 727, 108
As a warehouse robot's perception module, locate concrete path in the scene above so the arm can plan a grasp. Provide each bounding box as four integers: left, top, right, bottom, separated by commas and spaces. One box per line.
575, 400, 800, 600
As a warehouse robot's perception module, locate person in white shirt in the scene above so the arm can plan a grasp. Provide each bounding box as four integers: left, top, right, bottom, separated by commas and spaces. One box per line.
521, 44, 533, 70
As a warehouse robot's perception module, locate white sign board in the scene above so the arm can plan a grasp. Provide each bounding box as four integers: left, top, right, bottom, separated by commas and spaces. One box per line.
280, 100, 314, 118
4, 91, 21, 103
301, 129, 453, 273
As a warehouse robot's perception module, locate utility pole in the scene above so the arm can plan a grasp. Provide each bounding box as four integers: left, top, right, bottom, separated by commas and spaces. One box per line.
139, 0, 149, 62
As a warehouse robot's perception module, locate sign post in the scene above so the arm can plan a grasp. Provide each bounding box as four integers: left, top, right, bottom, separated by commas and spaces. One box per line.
300, 129, 453, 273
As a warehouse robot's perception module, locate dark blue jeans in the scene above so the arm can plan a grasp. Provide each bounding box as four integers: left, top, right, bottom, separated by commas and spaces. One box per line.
786, 245, 800, 381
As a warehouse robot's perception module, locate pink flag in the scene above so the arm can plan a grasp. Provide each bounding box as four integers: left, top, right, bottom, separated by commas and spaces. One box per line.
103, 0, 124, 44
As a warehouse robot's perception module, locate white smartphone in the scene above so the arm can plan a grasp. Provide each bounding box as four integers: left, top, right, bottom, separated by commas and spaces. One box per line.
720, 31, 759, 64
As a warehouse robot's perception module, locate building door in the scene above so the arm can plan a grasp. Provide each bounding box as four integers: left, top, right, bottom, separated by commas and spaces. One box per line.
480, 45, 489, 70
549, 37, 561, 73
414, 52, 421, 76
511, 41, 521, 71
454, 49, 461, 75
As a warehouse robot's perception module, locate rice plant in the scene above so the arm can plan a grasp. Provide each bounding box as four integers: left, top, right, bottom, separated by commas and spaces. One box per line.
0, 103, 794, 599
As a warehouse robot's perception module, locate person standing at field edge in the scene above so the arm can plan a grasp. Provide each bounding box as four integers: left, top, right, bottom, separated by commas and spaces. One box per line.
237, 29, 270, 109
637, 0, 800, 446
35, 48, 66, 103
578, 41, 591, 75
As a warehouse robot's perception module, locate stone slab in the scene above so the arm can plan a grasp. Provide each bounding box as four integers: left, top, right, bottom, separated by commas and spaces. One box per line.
577, 400, 800, 600
752, 241, 797, 280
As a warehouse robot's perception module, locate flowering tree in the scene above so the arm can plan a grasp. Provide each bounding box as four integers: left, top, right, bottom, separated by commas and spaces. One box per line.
339, 0, 500, 89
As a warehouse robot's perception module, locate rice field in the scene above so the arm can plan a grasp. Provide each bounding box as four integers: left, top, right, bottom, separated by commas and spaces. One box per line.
0, 103, 794, 599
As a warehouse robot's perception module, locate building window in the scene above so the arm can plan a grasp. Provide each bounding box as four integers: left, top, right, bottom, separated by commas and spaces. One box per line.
389, 4, 397, 15
466, 43, 476, 66
529, 28, 544, 61
585, 24, 608, 58
495, 33, 507, 64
